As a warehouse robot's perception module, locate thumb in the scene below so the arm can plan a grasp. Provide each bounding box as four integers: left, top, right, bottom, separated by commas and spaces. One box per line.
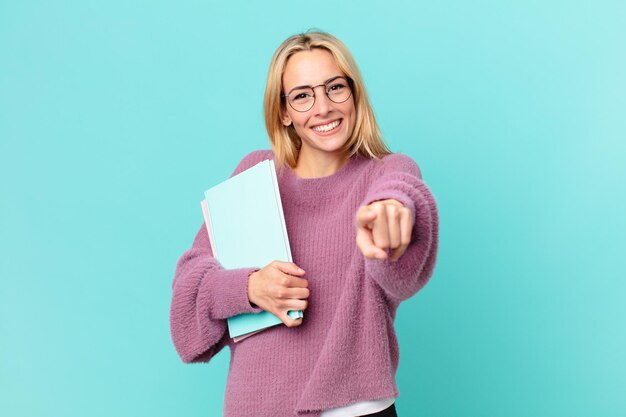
355, 206, 377, 228
273, 261, 306, 276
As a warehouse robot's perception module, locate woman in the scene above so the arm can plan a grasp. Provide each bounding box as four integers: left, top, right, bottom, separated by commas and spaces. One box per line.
170, 31, 439, 417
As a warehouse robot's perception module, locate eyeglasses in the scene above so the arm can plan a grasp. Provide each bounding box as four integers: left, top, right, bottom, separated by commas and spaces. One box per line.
281, 76, 353, 112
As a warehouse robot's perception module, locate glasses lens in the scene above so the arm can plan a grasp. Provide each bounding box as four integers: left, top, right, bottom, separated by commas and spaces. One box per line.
326, 78, 352, 104
288, 88, 315, 112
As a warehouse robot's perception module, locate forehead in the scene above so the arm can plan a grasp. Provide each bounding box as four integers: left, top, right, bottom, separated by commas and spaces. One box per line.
282, 48, 344, 90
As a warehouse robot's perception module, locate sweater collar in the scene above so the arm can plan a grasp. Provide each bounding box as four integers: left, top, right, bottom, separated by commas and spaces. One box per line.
277, 155, 368, 202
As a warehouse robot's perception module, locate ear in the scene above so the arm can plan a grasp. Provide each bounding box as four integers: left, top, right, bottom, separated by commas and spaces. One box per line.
281, 112, 292, 127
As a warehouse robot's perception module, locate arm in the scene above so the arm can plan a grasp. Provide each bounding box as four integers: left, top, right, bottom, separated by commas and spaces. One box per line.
169, 151, 271, 363
358, 153, 439, 301
170, 225, 262, 363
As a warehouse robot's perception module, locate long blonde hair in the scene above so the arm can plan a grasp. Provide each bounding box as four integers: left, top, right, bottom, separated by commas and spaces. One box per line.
264, 31, 390, 168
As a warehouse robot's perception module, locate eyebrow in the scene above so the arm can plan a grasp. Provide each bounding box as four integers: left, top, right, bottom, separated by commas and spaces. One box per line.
286, 75, 345, 95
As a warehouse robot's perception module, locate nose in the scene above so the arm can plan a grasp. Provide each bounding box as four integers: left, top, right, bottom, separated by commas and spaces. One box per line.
312, 85, 333, 116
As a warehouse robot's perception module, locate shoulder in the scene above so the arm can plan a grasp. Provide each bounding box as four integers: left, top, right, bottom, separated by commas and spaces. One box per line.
230, 149, 275, 177
370, 153, 422, 179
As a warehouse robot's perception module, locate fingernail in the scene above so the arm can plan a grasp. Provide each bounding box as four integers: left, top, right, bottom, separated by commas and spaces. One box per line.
298, 268, 305, 273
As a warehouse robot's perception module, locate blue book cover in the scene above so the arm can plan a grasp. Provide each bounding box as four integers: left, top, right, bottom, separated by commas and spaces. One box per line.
202, 159, 302, 340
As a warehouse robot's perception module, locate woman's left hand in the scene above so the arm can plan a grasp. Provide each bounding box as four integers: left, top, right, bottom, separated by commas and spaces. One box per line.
355, 199, 414, 261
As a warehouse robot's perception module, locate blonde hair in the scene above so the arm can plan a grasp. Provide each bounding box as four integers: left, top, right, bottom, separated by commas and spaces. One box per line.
264, 31, 390, 168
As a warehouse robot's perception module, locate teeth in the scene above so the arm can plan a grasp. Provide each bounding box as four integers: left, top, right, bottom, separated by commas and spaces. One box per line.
312, 120, 340, 132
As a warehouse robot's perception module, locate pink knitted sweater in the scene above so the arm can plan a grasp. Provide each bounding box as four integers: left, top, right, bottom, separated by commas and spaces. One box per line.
170, 150, 439, 416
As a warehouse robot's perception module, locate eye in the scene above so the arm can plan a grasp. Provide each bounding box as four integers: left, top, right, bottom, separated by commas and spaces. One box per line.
327, 82, 347, 93
291, 91, 313, 102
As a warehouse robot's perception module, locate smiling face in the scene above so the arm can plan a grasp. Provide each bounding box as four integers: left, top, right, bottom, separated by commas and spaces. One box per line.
281, 48, 356, 170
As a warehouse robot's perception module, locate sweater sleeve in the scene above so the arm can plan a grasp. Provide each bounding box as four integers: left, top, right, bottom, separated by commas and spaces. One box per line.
359, 153, 439, 302
169, 150, 271, 363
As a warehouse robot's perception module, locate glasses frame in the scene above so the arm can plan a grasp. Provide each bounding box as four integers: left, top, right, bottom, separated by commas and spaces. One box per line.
281, 76, 353, 113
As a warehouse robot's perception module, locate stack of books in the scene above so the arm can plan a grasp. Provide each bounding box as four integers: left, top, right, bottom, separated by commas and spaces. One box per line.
201, 159, 303, 342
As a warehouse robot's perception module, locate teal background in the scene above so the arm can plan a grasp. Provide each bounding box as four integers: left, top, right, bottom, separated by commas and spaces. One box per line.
1, 0, 625, 416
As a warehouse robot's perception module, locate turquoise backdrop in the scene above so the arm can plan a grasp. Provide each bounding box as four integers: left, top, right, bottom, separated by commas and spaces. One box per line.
1, 1, 625, 416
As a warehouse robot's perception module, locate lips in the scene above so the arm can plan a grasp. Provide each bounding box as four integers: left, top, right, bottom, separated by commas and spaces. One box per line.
311, 119, 342, 133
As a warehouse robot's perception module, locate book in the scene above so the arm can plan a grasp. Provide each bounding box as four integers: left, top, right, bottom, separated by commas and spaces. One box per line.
201, 159, 303, 342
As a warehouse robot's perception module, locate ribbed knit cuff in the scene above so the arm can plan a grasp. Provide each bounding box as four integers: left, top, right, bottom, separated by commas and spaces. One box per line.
362, 188, 416, 218
197, 266, 263, 320
361, 170, 420, 216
